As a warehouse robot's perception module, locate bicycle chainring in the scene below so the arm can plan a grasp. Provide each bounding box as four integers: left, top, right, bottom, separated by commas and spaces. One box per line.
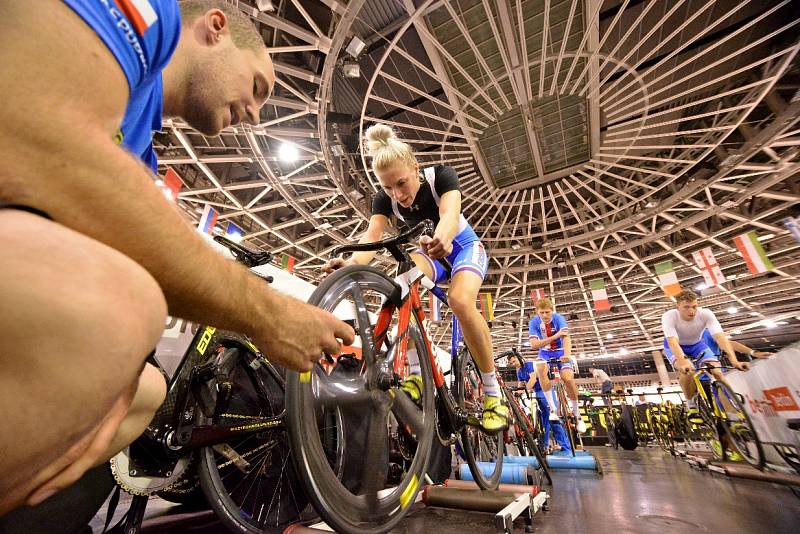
110, 448, 191, 496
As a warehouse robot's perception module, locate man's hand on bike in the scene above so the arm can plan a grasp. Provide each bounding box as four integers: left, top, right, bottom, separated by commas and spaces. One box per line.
254, 295, 355, 371
419, 233, 452, 259
752, 351, 773, 359
732, 361, 751, 371
322, 257, 354, 274
675, 357, 694, 375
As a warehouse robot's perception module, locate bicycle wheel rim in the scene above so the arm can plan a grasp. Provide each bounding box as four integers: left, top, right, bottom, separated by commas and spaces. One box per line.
508, 397, 551, 486
197, 345, 307, 533
286, 266, 435, 534
456, 348, 504, 489
713, 381, 765, 468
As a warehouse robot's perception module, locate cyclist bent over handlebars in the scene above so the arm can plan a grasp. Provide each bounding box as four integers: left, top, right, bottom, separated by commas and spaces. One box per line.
324, 124, 509, 433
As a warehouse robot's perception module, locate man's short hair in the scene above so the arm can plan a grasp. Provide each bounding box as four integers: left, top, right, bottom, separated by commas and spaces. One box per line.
675, 289, 697, 304
535, 298, 554, 310
179, 0, 265, 52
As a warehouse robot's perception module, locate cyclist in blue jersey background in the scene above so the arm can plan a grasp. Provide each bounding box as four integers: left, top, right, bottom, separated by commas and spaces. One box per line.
511, 352, 572, 454
528, 298, 586, 433
324, 124, 509, 433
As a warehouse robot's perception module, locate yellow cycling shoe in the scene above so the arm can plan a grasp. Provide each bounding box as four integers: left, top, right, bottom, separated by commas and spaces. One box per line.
725, 449, 745, 462
482, 395, 510, 434
400, 374, 423, 403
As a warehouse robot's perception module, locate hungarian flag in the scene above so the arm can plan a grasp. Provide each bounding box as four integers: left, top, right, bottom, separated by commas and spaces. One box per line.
734, 231, 774, 274
655, 260, 681, 297
783, 216, 800, 244
162, 167, 183, 201
589, 278, 610, 311
692, 247, 726, 287
478, 293, 494, 321
197, 204, 218, 234
428, 291, 441, 322
531, 288, 545, 303
281, 254, 295, 273
225, 221, 244, 241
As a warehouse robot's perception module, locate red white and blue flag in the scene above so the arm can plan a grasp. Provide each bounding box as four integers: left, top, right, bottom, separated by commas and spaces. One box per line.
114, 0, 158, 36
197, 205, 218, 234
226, 222, 244, 241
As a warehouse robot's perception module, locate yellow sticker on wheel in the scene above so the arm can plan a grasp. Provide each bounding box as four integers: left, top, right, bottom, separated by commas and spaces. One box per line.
300, 371, 311, 383
400, 474, 419, 509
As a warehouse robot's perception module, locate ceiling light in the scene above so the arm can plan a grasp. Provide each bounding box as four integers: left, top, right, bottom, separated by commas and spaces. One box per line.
255, 0, 275, 11
756, 233, 775, 241
318, 222, 333, 230
750, 312, 760, 317
645, 201, 656, 208
606, 333, 614, 339
579, 352, 585, 358
155, 178, 164, 187
345, 36, 365, 58
594, 224, 605, 231
727, 306, 738, 314
619, 348, 629, 355
278, 143, 298, 162
763, 320, 777, 329
511, 243, 521, 250
341, 61, 360, 78
695, 283, 707, 291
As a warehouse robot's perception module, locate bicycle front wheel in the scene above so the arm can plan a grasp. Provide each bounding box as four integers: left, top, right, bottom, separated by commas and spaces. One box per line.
455, 348, 504, 489
713, 381, 765, 468
506, 392, 552, 486
286, 266, 436, 534
556, 385, 577, 455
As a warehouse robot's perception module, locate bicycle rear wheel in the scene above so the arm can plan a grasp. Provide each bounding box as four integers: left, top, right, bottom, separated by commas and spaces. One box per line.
286, 266, 436, 534
456, 348, 504, 489
712, 381, 765, 468
197, 343, 308, 533
506, 392, 552, 486
556, 385, 577, 455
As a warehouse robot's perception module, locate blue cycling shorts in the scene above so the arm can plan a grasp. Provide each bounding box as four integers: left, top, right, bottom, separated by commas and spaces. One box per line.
536, 349, 574, 371
414, 233, 488, 284
663, 339, 719, 370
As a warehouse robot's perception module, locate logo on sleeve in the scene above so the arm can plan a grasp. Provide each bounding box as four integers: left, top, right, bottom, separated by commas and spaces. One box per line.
113, 0, 158, 36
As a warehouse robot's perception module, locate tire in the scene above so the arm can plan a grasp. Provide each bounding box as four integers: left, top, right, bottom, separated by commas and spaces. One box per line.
616, 405, 638, 450
456, 347, 504, 490
286, 265, 436, 534
555, 385, 577, 455
197, 343, 308, 533
713, 381, 765, 468
506, 392, 552, 486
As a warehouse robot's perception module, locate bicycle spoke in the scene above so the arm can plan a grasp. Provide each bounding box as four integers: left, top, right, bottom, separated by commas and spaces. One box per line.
347, 282, 377, 366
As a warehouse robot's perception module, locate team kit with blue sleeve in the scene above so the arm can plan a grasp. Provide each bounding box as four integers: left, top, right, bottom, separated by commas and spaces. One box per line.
63, 0, 181, 172
528, 312, 573, 370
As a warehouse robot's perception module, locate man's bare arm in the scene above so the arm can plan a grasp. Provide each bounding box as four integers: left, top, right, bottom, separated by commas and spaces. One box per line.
0, 2, 352, 369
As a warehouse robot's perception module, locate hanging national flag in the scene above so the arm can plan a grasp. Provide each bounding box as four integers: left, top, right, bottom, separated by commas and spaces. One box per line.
162, 167, 183, 201
734, 231, 774, 274
784, 216, 800, 245
225, 221, 244, 241
478, 293, 494, 321
197, 204, 218, 234
281, 254, 295, 273
692, 247, 726, 287
531, 288, 545, 303
428, 291, 441, 322
589, 278, 611, 311
655, 260, 682, 297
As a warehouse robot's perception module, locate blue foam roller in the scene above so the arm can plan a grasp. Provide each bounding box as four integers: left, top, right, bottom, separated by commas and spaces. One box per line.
458, 462, 529, 485
503, 455, 541, 469
544, 454, 597, 470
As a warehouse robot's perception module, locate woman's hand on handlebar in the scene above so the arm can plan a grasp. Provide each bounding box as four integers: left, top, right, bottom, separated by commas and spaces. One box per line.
419, 232, 452, 259
322, 257, 355, 274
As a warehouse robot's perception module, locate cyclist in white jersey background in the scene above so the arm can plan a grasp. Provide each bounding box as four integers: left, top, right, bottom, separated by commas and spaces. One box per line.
324, 124, 509, 432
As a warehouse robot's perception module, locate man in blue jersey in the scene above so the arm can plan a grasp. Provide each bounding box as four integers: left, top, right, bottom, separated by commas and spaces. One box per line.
528, 298, 586, 433
0, 1, 354, 515
511, 351, 572, 454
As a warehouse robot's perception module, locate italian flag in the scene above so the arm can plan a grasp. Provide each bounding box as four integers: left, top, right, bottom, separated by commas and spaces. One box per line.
281, 254, 295, 273
531, 288, 545, 302
479, 293, 494, 321
692, 247, 726, 287
655, 260, 681, 297
734, 231, 774, 274
589, 278, 610, 311
428, 291, 442, 322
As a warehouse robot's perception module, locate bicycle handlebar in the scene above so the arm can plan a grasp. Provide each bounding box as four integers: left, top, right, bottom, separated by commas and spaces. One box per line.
331, 220, 434, 258
494, 348, 520, 362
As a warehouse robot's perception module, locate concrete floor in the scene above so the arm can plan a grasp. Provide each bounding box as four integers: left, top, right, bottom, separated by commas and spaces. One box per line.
69, 446, 800, 533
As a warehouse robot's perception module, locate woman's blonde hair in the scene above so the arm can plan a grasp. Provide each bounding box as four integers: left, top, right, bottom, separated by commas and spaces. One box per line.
364, 124, 417, 174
